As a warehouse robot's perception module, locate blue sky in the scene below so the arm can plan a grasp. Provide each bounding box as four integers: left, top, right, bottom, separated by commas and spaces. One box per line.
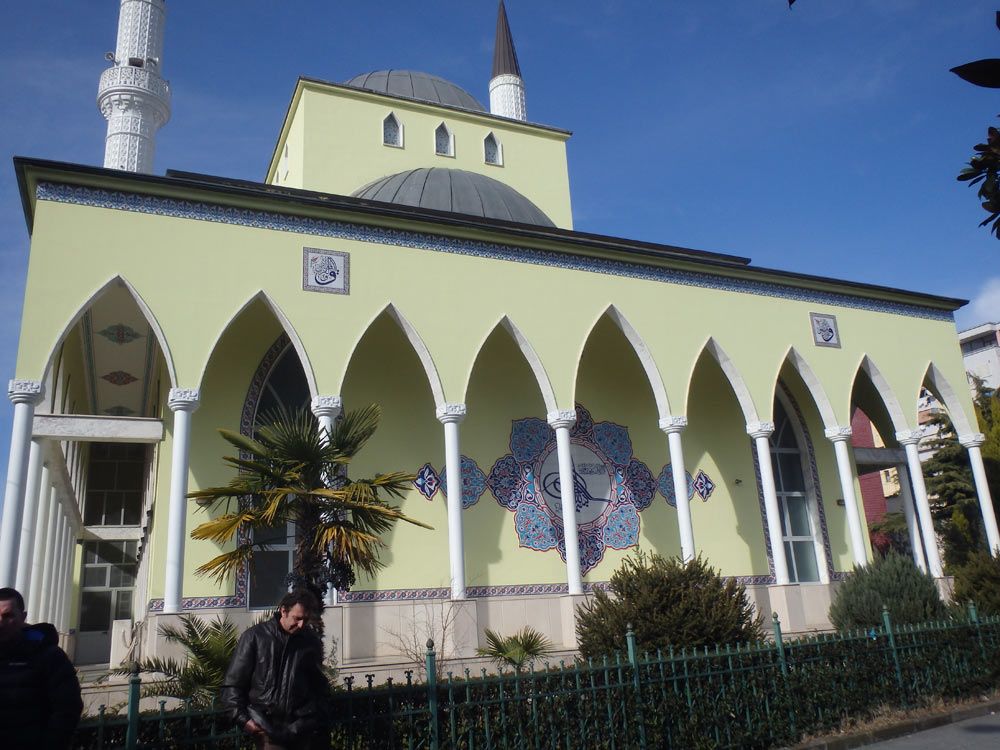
1, 1, 999, 506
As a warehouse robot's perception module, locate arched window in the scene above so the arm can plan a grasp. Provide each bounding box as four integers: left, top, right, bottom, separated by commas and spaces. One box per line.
247, 339, 311, 608
769, 395, 824, 583
383, 112, 402, 148
435, 123, 454, 156
484, 132, 502, 165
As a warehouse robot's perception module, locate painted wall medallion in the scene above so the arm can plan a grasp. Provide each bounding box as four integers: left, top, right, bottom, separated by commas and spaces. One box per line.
302, 247, 350, 294
486, 404, 657, 575
809, 312, 840, 348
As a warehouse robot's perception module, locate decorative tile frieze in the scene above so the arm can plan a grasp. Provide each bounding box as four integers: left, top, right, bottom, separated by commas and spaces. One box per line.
36, 182, 954, 322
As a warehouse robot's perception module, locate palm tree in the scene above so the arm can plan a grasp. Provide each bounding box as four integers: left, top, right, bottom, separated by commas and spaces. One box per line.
103, 615, 244, 707
476, 626, 555, 672
188, 405, 430, 603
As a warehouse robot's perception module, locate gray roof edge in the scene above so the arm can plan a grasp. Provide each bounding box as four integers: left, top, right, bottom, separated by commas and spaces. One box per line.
14, 157, 969, 311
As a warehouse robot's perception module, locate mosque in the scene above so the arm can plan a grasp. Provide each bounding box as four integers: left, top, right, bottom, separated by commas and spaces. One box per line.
1, 0, 996, 670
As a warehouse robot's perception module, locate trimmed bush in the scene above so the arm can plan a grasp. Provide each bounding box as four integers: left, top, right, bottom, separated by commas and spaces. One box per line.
953, 551, 1000, 616
575, 551, 763, 660
828, 550, 946, 630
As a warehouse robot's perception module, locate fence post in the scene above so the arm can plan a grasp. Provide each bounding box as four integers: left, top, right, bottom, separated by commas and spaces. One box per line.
882, 606, 906, 707
124, 663, 141, 750
772, 613, 797, 738
968, 601, 987, 662
425, 639, 439, 750
626, 624, 648, 749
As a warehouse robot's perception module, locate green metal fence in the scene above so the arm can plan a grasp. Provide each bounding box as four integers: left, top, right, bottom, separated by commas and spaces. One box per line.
74, 606, 1000, 750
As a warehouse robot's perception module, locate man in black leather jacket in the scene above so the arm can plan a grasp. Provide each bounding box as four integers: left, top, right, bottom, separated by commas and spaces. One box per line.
221, 589, 331, 749
0, 587, 83, 749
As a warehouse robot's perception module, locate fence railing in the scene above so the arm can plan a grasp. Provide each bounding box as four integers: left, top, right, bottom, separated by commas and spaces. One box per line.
74, 605, 1000, 750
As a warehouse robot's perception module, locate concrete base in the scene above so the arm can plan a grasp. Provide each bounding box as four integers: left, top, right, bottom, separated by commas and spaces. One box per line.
935, 576, 955, 603
109, 619, 133, 668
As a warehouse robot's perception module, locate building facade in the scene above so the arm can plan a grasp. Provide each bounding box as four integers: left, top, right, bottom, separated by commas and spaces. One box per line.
1, 1, 998, 671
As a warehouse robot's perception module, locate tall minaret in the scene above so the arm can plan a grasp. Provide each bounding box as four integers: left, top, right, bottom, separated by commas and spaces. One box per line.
489, 1, 526, 121
97, 0, 171, 173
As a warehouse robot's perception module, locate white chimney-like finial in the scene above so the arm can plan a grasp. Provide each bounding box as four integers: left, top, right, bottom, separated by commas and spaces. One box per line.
97, 0, 171, 173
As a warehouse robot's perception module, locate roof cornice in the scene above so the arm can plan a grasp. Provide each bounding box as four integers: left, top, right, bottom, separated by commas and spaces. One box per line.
13, 156, 967, 313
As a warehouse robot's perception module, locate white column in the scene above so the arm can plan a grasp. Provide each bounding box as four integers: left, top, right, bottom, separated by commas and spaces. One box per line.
896, 430, 943, 577
437, 403, 468, 600
659, 416, 695, 562
825, 427, 869, 568
28, 482, 54, 615
897, 462, 927, 572
38, 498, 60, 623
51, 517, 67, 629
747, 422, 791, 585
58, 527, 74, 633
959, 433, 1000, 556
163, 388, 200, 613
0, 380, 44, 586
548, 410, 583, 594
14, 440, 45, 593
311, 395, 343, 606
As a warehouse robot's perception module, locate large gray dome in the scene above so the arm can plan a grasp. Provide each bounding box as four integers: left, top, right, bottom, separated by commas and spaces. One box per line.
352, 168, 555, 227
344, 70, 486, 112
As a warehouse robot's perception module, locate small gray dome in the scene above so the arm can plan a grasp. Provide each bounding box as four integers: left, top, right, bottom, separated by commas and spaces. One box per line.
344, 70, 486, 112
352, 168, 555, 227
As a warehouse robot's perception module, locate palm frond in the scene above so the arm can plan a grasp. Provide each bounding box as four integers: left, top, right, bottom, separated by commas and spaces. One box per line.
194, 543, 257, 585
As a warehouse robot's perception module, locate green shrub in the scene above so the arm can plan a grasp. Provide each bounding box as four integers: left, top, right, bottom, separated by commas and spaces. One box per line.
952, 551, 1000, 616
828, 550, 947, 630
575, 551, 763, 660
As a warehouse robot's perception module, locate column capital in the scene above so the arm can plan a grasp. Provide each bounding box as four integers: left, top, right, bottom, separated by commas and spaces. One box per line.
8, 380, 43, 405
746, 421, 774, 439
959, 432, 986, 449
658, 416, 687, 434
167, 388, 200, 412
311, 395, 343, 420
547, 410, 576, 429
824, 426, 853, 443
895, 429, 924, 446
436, 403, 467, 424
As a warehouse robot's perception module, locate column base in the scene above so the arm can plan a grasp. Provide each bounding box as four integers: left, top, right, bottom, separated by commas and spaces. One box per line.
559, 593, 590, 650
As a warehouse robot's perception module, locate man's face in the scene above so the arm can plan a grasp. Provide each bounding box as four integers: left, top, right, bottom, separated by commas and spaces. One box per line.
0, 598, 26, 643
278, 603, 309, 634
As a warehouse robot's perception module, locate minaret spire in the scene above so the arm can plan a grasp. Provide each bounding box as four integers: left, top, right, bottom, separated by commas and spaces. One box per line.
489, 1, 526, 121
97, 0, 171, 173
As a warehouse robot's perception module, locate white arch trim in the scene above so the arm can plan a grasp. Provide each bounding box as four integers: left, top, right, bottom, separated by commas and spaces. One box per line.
782, 347, 837, 429
598, 305, 672, 419
494, 316, 558, 414
345, 303, 446, 408
857, 355, 909, 433
694, 337, 759, 424
922, 362, 974, 436
41, 275, 178, 389
198, 291, 318, 397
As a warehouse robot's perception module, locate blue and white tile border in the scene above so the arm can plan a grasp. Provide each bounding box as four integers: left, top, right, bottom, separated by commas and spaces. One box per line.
38, 182, 952, 322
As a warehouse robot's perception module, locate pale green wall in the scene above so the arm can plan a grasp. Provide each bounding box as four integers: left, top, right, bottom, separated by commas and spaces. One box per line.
15, 178, 976, 603
266, 83, 574, 229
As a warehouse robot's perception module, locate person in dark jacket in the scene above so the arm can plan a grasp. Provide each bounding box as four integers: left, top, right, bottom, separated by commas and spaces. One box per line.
0, 587, 83, 749
221, 589, 331, 749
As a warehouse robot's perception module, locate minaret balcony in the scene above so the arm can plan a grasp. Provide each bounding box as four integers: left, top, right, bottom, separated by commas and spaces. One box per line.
98, 65, 170, 104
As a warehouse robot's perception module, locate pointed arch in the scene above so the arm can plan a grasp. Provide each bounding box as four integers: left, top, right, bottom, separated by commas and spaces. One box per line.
483, 131, 502, 165
342, 303, 445, 407
41, 274, 177, 389
198, 291, 317, 396
690, 337, 759, 424
856, 355, 908, 433
922, 362, 974, 436
470, 315, 558, 414
434, 122, 454, 157
779, 347, 837, 429
382, 112, 402, 147
587, 305, 673, 418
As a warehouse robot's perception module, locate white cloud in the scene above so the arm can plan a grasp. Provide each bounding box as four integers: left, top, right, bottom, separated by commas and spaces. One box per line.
959, 276, 1000, 329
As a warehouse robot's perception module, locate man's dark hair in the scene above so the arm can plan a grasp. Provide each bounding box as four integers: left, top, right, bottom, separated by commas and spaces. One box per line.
278, 589, 320, 616
0, 587, 25, 613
